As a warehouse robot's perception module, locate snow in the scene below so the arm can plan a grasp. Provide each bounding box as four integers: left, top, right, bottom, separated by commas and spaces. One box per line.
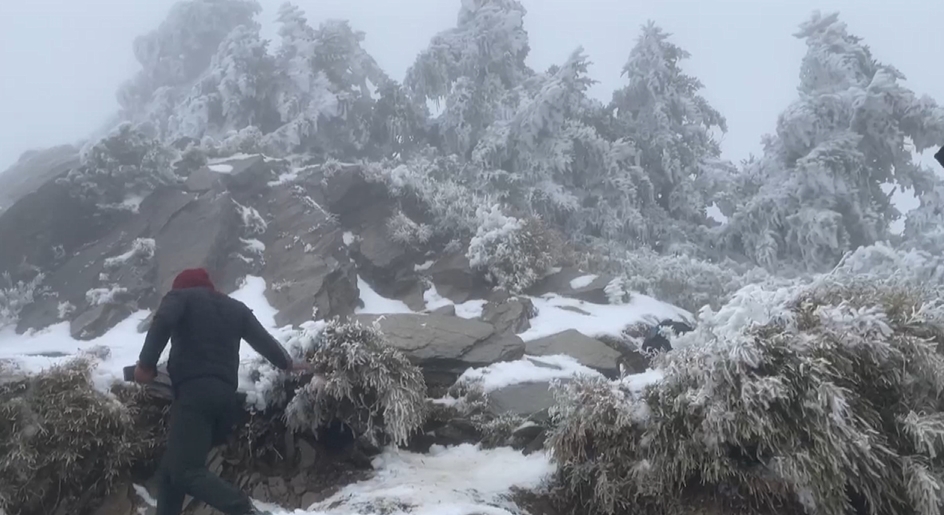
0, 309, 156, 394
208, 163, 234, 173
230, 276, 279, 333
621, 368, 665, 393
208, 153, 256, 163
86, 285, 128, 305
292, 444, 554, 515
342, 231, 357, 246
103, 238, 155, 269
421, 284, 486, 319
267, 167, 302, 186
518, 293, 691, 342
414, 260, 435, 271
569, 274, 598, 289
355, 276, 414, 315
454, 299, 487, 319
119, 195, 145, 213
0, 275, 290, 394
423, 285, 453, 312
457, 354, 602, 392
241, 237, 266, 254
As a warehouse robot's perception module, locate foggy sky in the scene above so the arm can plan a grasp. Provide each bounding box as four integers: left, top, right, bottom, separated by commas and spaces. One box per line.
2, 0, 942, 175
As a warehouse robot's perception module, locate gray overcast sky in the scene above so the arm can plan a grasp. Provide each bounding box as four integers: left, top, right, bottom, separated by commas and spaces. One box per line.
1, 0, 942, 175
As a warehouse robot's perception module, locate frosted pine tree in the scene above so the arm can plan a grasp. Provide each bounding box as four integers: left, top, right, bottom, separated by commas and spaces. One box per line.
471, 49, 649, 243
263, 2, 339, 155
306, 19, 397, 159
607, 22, 735, 252
723, 11, 944, 271
117, 0, 262, 123
405, 0, 532, 156
902, 167, 944, 255
208, 24, 280, 134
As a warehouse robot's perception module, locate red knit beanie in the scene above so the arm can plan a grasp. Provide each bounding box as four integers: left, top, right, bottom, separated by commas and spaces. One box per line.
172, 268, 216, 291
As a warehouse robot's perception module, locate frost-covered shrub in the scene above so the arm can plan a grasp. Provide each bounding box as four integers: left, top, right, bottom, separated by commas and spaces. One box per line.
284, 320, 427, 447
86, 286, 130, 306
59, 123, 179, 207
467, 205, 562, 293
0, 359, 155, 515
439, 377, 528, 448
103, 238, 156, 269
583, 243, 766, 312
0, 273, 45, 330
548, 275, 944, 515
386, 211, 433, 247
233, 199, 268, 235
834, 242, 944, 293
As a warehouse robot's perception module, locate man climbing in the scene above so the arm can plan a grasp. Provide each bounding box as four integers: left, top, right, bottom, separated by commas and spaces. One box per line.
134, 268, 310, 515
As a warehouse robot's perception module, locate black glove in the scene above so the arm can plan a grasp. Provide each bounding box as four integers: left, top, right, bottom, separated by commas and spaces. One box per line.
936, 146, 944, 169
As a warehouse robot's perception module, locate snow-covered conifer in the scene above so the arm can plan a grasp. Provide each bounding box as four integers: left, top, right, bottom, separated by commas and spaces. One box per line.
606, 22, 735, 252
723, 12, 944, 272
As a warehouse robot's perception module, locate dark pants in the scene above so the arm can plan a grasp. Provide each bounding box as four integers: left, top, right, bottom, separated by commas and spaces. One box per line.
156, 377, 256, 515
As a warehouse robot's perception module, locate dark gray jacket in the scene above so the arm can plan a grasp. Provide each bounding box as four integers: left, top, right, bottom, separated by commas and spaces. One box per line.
139, 287, 291, 392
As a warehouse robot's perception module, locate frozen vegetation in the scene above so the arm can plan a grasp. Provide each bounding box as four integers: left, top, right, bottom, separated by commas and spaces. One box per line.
2, 1, 944, 515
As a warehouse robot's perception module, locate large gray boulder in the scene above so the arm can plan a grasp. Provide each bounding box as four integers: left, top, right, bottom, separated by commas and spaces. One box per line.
527, 267, 614, 304
0, 145, 79, 216
422, 252, 490, 304
487, 380, 570, 420
323, 166, 423, 305
352, 313, 525, 384
481, 293, 533, 335
523, 329, 623, 378
260, 178, 359, 327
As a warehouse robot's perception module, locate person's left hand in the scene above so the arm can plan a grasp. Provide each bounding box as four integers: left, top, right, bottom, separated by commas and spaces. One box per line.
134, 362, 157, 384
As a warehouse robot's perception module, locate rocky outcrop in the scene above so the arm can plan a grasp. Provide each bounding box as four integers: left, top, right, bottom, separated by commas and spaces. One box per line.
523, 329, 624, 378
0, 145, 79, 216
422, 252, 489, 304
352, 313, 525, 386
527, 267, 614, 304
481, 293, 534, 335
487, 380, 568, 420
259, 173, 359, 326
323, 166, 423, 305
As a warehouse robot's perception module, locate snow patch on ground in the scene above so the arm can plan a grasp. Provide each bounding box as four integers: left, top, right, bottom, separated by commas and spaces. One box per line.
208, 163, 234, 173
292, 444, 554, 515
0, 309, 156, 393
267, 167, 303, 186
519, 293, 690, 342
342, 231, 357, 246
423, 285, 453, 312
209, 153, 256, 163
422, 284, 486, 319
0, 275, 293, 395
458, 354, 603, 392
414, 260, 435, 271
569, 274, 598, 289
355, 276, 414, 315
454, 299, 487, 319
119, 195, 145, 213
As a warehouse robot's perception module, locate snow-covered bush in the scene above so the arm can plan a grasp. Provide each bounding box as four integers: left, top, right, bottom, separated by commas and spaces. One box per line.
284, 320, 427, 447
0, 358, 161, 515
0, 273, 45, 330
233, 199, 268, 235
60, 123, 179, 208
467, 205, 562, 293
386, 211, 433, 247
548, 274, 944, 515
103, 238, 156, 269
583, 243, 764, 312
